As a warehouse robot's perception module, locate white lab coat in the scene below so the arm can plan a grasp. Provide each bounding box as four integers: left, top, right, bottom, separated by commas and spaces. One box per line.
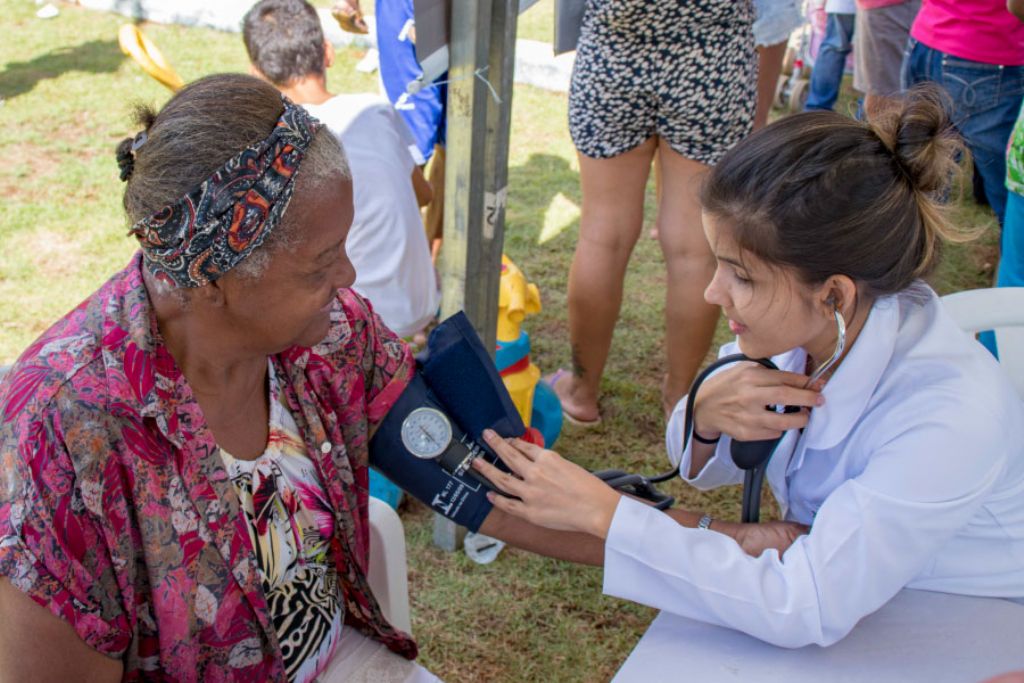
602, 287, 1024, 648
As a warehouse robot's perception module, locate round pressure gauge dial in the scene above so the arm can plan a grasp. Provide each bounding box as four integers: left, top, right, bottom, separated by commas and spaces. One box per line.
400, 407, 453, 459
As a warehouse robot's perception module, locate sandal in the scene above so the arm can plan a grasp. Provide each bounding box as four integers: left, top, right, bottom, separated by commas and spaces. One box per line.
330, 3, 369, 34
543, 368, 602, 427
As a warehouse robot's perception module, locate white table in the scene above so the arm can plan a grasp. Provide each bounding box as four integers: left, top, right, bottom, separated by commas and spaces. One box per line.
614, 590, 1024, 683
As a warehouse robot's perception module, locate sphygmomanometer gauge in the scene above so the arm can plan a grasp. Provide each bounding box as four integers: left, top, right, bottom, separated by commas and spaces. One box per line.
400, 407, 454, 460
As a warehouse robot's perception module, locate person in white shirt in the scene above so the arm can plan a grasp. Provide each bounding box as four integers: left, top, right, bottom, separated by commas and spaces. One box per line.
244, 0, 439, 339
803, 0, 856, 113
302, 96, 439, 338
474, 86, 1024, 648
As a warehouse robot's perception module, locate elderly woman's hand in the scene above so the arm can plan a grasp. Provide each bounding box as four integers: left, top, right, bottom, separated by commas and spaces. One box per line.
474, 430, 623, 539
716, 520, 810, 557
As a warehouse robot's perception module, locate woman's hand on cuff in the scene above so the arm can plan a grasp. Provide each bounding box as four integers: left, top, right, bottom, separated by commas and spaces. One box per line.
475, 430, 622, 539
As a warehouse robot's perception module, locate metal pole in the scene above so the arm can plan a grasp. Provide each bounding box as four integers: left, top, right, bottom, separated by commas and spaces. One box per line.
433, 0, 519, 551
480, 0, 520, 326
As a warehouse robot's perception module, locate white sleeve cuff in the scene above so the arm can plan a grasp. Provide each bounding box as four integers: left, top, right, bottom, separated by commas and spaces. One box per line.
666, 398, 742, 490
602, 496, 826, 647
603, 496, 733, 614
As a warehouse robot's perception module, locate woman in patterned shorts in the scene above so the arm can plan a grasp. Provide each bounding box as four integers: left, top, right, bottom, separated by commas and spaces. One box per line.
550, 0, 758, 425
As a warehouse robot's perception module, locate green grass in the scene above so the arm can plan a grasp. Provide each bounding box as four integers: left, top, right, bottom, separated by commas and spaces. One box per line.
0, 2, 1000, 681
0, 1, 377, 358
517, 0, 555, 44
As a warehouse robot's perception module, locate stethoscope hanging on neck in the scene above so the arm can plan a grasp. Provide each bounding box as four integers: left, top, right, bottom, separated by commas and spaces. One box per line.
594, 306, 847, 523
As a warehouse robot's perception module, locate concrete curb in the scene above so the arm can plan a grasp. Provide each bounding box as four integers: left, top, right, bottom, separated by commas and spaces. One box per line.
514, 39, 573, 93
77, 0, 573, 92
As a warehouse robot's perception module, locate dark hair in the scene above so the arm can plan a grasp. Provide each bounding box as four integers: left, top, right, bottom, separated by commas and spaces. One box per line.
242, 0, 326, 86
116, 73, 346, 283
701, 86, 971, 300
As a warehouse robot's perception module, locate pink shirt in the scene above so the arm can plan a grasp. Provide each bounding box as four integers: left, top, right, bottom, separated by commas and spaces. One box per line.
856, 0, 906, 9
912, 0, 1024, 66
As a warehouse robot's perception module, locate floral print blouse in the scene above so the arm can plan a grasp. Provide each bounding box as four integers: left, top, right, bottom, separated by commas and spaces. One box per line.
0, 252, 416, 681
220, 361, 343, 683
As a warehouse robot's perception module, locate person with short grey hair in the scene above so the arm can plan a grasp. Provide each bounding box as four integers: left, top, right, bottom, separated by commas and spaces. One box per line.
242, 0, 439, 340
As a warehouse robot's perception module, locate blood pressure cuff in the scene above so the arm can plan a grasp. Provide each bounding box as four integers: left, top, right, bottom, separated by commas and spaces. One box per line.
369, 312, 524, 532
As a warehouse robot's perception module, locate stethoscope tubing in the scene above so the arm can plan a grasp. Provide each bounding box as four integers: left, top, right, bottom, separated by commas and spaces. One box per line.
599, 308, 846, 522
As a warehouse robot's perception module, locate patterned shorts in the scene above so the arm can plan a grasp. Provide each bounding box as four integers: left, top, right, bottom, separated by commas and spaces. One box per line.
569, 0, 757, 164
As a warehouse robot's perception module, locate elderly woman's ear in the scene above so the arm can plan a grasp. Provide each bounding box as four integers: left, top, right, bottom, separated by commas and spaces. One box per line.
191, 281, 226, 309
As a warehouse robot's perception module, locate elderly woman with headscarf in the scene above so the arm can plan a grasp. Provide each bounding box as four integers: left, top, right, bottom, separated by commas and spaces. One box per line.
0, 72, 807, 682
0, 74, 610, 683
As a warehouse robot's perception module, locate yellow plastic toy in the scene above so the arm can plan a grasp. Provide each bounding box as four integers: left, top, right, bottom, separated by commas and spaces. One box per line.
118, 24, 185, 92
495, 255, 562, 447
497, 255, 541, 343
497, 255, 541, 426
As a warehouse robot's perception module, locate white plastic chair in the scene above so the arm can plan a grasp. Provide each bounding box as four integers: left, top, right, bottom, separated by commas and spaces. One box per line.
941, 287, 1024, 399
367, 496, 413, 635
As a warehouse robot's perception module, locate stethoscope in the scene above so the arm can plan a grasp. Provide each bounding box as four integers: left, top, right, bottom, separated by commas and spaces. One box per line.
595, 307, 847, 523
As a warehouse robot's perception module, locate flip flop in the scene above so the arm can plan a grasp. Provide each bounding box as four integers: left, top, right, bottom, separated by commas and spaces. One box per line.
330, 5, 369, 34
542, 368, 602, 427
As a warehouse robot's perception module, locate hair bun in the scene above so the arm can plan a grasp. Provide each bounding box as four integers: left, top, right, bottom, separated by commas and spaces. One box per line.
115, 137, 135, 182
870, 84, 964, 195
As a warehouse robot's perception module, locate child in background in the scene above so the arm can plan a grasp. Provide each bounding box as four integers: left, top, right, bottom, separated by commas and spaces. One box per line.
243, 0, 439, 339
804, 0, 856, 112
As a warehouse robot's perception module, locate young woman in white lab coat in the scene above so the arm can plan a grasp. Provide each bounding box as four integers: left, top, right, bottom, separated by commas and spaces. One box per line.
473, 88, 1024, 648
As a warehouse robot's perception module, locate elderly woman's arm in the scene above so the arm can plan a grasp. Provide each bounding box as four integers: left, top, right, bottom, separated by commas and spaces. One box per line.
0, 579, 122, 682
479, 505, 803, 566
475, 437, 806, 563
479, 509, 606, 565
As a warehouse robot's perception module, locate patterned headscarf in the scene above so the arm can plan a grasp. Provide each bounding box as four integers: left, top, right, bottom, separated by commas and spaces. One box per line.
129, 97, 323, 288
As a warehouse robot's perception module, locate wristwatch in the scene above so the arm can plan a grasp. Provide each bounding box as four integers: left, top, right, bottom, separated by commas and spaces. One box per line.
697, 513, 713, 530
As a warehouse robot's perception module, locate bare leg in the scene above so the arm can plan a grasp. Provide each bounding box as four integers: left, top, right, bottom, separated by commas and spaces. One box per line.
556, 137, 659, 422
649, 149, 662, 240
656, 140, 720, 415
754, 41, 788, 130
